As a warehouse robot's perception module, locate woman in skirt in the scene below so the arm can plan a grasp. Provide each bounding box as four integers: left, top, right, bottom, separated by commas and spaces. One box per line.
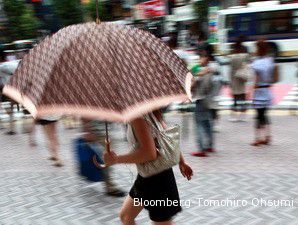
251, 40, 278, 146
104, 110, 193, 224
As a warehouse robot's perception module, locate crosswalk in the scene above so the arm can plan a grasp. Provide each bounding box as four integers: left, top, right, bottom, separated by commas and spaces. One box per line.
1, 85, 298, 120
1, 114, 298, 224
278, 84, 298, 109
0, 102, 24, 120
169, 85, 298, 111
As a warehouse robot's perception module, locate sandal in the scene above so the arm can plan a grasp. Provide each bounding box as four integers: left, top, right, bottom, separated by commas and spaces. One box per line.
48, 156, 58, 161
250, 140, 263, 146
53, 160, 64, 167
261, 136, 271, 145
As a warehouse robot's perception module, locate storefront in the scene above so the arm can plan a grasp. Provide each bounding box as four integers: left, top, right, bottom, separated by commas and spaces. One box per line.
133, 0, 167, 37
171, 4, 198, 48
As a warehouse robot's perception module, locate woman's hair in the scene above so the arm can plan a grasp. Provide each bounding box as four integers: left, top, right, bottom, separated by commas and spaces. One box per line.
0, 50, 5, 62
153, 109, 163, 122
167, 32, 178, 49
256, 39, 268, 57
200, 50, 215, 61
233, 35, 247, 53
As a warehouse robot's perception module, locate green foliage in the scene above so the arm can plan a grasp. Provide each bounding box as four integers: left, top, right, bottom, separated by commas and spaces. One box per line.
3, 0, 40, 42
193, 0, 208, 22
85, 0, 110, 22
52, 0, 84, 27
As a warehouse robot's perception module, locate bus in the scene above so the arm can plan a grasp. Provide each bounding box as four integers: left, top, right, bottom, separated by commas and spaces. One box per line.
217, 1, 298, 57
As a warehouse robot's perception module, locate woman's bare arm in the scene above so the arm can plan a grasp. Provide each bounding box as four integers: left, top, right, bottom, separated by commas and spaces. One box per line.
105, 118, 158, 165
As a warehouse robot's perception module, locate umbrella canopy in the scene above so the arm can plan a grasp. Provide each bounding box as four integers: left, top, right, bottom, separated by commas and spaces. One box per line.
3, 22, 193, 123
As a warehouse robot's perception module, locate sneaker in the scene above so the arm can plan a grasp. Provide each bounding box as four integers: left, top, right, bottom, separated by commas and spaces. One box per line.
228, 118, 238, 122
213, 125, 220, 133
53, 160, 64, 167
239, 118, 247, 122
206, 148, 216, 153
106, 189, 126, 197
250, 141, 263, 146
48, 156, 58, 161
191, 152, 208, 157
5, 131, 16, 135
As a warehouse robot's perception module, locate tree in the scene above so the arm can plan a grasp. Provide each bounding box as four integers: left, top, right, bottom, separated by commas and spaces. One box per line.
193, 0, 209, 36
3, 0, 40, 42
193, 0, 209, 23
52, 0, 84, 28
85, 0, 110, 22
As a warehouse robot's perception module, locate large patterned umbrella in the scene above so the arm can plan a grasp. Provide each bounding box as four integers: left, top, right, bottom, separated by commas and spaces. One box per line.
3, 22, 193, 123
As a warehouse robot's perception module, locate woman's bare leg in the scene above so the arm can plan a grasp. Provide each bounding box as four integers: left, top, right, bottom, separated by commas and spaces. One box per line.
119, 195, 144, 225
28, 120, 37, 147
43, 122, 62, 166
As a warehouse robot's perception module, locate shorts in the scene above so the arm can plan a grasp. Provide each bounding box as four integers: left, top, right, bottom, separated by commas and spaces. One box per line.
129, 168, 181, 222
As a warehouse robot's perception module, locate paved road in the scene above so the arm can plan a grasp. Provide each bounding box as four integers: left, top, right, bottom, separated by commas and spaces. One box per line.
0, 113, 298, 224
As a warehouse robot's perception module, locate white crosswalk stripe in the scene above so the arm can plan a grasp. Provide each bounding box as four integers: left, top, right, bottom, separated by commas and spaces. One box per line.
278, 85, 298, 108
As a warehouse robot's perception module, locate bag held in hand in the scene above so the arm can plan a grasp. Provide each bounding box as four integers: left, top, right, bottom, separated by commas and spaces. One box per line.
74, 138, 105, 182
132, 114, 181, 178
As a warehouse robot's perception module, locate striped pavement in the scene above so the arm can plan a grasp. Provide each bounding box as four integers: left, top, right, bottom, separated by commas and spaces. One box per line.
0, 113, 298, 224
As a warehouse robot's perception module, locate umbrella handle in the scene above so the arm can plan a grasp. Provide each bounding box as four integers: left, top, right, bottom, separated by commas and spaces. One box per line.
93, 138, 111, 169
95, 0, 101, 24
93, 155, 107, 169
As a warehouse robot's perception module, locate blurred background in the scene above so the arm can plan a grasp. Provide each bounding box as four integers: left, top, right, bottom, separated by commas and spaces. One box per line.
1, 1, 298, 224
0, 0, 297, 58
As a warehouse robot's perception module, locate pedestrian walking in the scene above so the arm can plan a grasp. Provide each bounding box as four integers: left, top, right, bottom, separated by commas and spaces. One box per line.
209, 65, 224, 133
81, 118, 125, 197
29, 117, 63, 167
0, 51, 18, 134
250, 40, 279, 146
229, 36, 250, 122
191, 53, 218, 157
3, 20, 194, 224
197, 32, 209, 57
104, 110, 193, 225
0, 50, 5, 130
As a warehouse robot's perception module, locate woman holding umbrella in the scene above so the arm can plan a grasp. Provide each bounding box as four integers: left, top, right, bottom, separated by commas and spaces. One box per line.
3, 18, 194, 224
104, 110, 193, 224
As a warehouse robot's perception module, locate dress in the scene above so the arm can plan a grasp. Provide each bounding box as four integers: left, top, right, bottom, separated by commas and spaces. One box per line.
251, 56, 274, 128
127, 114, 181, 222
251, 57, 274, 108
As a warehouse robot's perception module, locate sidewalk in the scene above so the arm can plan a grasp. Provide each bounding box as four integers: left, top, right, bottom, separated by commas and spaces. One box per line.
0, 113, 298, 224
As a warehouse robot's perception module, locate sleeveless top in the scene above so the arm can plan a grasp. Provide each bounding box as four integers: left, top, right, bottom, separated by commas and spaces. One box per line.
126, 114, 159, 173
127, 114, 159, 147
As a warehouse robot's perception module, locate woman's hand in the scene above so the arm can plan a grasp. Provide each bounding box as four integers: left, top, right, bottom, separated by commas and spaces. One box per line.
179, 161, 193, 180
103, 151, 118, 167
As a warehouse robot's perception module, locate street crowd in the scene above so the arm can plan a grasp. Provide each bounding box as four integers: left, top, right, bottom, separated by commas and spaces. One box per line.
0, 32, 279, 225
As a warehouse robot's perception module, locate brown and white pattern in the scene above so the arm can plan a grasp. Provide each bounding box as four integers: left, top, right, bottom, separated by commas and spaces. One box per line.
3, 22, 193, 122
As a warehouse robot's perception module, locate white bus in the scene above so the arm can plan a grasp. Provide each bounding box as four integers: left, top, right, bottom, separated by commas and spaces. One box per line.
217, 1, 298, 57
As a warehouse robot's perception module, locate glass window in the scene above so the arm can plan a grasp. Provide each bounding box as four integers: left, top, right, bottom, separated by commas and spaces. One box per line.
226, 15, 237, 35
239, 16, 251, 32
257, 18, 290, 34
256, 10, 294, 34
293, 17, 298, 32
